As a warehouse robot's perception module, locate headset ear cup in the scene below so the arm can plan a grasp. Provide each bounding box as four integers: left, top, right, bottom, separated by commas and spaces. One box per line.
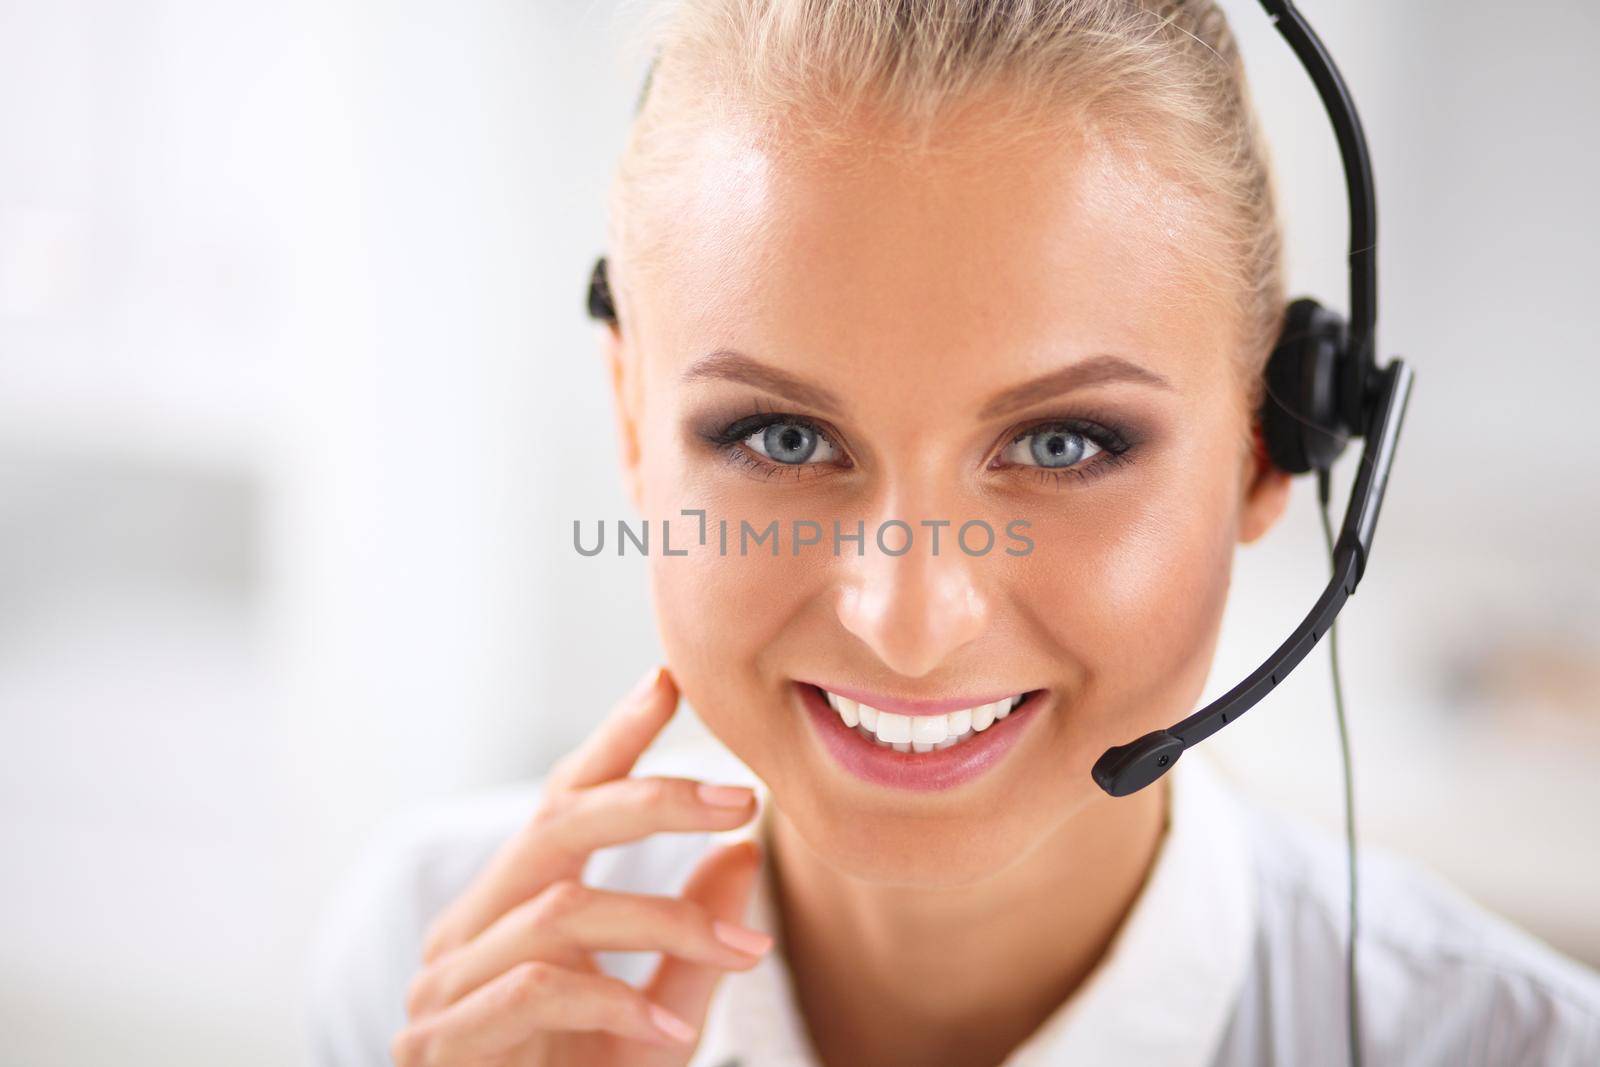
587, 256, 618, 326
1260, 297, 1350, 475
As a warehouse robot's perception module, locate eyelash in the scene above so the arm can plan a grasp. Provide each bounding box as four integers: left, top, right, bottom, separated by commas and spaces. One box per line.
701, 407, 1136, 487
994, 417, 1136, 487
703, 409, 849, 481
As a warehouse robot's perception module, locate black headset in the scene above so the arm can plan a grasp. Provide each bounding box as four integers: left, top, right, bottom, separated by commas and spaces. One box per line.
589, 5, 1411, 1062
1089, 1, 1416, 799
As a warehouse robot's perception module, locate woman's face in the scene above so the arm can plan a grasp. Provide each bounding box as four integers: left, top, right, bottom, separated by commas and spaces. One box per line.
604, 103, 1290, 887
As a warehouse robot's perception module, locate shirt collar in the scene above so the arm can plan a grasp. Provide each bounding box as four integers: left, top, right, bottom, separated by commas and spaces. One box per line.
693, 751, 1256, 1067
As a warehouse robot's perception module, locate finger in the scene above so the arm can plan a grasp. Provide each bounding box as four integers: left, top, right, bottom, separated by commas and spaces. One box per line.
539, 775, 758, 860
642, 839, 766, 1041
391, 961, 696, 1064
544, 664, 678, 792
422, 776, 756, 961
407, 879, 772, 1018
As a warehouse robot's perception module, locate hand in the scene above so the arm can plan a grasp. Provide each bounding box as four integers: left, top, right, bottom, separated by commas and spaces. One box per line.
391, 666, 772, 1066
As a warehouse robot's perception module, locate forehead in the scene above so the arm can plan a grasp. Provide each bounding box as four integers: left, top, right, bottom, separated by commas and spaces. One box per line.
635, 106, 1238, 400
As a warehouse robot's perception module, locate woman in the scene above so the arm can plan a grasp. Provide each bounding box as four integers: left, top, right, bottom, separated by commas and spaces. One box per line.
309, 2, 1600, 1064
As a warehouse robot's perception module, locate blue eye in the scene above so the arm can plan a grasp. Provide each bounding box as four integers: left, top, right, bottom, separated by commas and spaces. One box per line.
1002, 426, 1103, 469
743, 420, 840, 465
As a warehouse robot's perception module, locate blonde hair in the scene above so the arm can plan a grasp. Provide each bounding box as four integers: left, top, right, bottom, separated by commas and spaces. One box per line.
607, 0, 1286, 406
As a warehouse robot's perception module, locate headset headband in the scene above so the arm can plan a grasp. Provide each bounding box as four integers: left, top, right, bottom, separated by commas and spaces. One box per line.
1259, 0, 1378, 428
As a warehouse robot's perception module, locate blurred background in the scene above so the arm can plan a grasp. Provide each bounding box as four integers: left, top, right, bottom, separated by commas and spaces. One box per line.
1, 0, 1597, 1062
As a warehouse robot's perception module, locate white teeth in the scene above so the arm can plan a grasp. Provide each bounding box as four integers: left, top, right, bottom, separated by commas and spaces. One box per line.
910, 715, 948, 746
858, 703, 879, 731
972, 701, 997, 732
875, 711, 912, 744
824, 689, 1030, 754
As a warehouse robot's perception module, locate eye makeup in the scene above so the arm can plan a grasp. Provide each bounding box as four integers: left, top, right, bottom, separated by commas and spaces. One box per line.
989, 414, 1139, 486
690, 398, 853, 483
684, 395, 1150, 489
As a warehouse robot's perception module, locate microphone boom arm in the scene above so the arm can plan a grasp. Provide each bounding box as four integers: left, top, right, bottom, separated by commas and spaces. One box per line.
1092, 358, 1413, 797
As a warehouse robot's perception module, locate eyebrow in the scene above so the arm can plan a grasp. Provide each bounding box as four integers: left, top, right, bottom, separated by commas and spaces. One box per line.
680, 348, 1170, 420
978, 354, 1172, 419
680, 350, 845, 416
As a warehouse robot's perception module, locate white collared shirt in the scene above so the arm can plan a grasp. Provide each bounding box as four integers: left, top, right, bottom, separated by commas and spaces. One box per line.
308, 738, 1600, 1066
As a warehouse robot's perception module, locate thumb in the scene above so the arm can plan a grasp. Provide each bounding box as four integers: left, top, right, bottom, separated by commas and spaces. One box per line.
637, 838, 767, 1063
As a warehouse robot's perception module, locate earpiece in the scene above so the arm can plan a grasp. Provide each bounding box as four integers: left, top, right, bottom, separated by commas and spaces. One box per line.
1260, 296, 1354, 475
587, 256, 618, 327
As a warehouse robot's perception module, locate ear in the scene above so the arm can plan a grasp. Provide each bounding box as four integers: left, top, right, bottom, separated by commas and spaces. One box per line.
602, 323, 646, 514
1238, 420, 1292, 545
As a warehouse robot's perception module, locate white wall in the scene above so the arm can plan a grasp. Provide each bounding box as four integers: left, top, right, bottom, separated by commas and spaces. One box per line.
0, 1, 1595, 1063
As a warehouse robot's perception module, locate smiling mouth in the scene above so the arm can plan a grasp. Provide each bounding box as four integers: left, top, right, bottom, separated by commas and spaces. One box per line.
810, 684, 1038, 753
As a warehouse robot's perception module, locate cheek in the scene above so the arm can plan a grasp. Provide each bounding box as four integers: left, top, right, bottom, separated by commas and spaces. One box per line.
640, 440, 827, 754
649, 545, 814, 690
1095, 498, 1234, 690
1020, 443, 1239, 739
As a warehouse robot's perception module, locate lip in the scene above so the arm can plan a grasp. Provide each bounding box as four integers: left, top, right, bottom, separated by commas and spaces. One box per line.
795, 681, 1044, 792
796, 680, 1026, 717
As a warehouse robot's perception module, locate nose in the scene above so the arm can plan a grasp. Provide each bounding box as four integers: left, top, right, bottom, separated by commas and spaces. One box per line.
835, 522, 994, 679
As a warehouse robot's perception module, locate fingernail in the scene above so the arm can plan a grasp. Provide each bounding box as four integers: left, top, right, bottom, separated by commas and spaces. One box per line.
649, 1003, 696, 1044
630, 665, 665, 701
697, 783, 754, 808
713, 920, 774, 956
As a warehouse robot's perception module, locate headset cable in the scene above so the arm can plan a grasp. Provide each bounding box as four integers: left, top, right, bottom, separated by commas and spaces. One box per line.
1318, 465, 1363, 1067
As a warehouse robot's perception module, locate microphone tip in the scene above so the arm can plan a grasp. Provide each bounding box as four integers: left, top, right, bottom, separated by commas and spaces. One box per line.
1092, 730, 1185, 797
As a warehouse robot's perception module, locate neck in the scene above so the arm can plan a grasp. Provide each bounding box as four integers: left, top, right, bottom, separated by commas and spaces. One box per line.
767, 779, 1170, 1067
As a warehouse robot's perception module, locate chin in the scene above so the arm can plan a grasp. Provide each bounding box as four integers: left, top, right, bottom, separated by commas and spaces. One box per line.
780, 795, 1055, 889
